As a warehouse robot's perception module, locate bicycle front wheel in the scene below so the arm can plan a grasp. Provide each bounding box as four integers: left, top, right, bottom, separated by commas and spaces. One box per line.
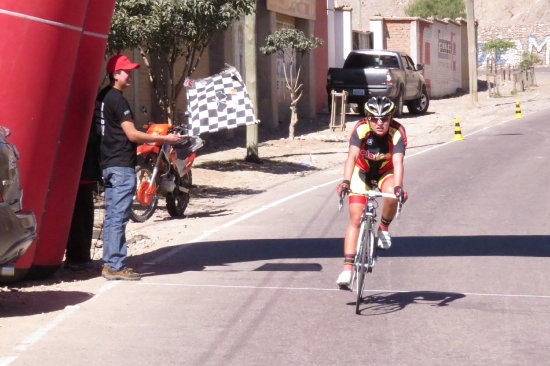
355, 220, 371, 314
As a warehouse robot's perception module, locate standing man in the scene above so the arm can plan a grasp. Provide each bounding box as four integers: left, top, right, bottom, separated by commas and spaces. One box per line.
98, 55, 181, 280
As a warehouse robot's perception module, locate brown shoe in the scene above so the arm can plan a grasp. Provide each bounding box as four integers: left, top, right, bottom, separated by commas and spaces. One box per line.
102, 265, 141, 281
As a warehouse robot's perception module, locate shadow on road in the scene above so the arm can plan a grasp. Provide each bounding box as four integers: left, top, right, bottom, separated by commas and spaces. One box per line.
0, 290, 93, 317
131, 238, 342, 276
389, 235, 550, 257
130, 234, 550, 278
353, 291, 467, 316
195, 158, 319, 174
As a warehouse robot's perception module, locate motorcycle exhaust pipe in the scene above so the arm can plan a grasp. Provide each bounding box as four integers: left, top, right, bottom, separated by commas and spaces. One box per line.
0, 265, 15, 277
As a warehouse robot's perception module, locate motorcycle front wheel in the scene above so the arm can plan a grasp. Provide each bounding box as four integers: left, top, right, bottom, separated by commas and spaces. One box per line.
166, 171, 192, 218
130, 163, 158, 222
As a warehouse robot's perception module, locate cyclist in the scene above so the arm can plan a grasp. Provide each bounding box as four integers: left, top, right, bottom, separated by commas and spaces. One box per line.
336, 96, 408, 289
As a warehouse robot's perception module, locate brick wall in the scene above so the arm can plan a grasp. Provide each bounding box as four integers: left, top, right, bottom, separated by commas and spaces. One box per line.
384, 20, 410, 53
478, 24, 550, 66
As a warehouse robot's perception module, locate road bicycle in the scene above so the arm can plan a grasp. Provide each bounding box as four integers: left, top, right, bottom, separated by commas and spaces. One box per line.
339, 188, 402, 314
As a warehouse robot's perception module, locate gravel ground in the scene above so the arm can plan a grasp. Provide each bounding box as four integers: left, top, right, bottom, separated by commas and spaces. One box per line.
2, 67, 550, 292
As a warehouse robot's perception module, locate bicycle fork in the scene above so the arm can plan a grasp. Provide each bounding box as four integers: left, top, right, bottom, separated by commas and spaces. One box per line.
363, 200, 377, 270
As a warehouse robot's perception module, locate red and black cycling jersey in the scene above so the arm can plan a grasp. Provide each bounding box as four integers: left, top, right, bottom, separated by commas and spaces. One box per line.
349, 119, 407, 176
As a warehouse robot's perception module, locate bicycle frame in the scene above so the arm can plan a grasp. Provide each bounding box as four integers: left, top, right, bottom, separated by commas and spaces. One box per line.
350, 198, 377, 292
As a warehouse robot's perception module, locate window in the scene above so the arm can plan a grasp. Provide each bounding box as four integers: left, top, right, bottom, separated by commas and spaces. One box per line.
344, 54, 399, 69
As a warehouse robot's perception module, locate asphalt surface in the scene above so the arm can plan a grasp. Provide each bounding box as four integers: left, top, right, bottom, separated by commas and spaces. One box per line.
2, 109, 550, 365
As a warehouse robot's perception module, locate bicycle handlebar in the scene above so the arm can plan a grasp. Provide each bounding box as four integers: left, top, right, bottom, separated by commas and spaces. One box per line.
338, 189, 403, 218
349, 189, 397, 199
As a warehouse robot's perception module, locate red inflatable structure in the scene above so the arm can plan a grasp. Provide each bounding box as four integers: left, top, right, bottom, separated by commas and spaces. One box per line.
0, 0, 116, 280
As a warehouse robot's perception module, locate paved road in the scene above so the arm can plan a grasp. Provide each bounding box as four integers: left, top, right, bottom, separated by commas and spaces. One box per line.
2, 109, 550, 365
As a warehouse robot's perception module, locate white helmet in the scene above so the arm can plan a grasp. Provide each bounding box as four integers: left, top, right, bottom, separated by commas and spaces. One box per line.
364, 96, 395, 117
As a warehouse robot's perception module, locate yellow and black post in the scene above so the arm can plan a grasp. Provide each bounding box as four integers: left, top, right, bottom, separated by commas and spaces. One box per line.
515, 100, 523, 119
454, 117, 464, 141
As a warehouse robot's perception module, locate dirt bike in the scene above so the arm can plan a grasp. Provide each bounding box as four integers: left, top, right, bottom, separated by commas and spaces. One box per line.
130, 123, 204, 222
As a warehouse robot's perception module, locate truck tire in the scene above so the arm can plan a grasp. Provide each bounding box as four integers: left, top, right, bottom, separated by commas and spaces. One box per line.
407, 86, 429, 115
357, 101, 365, 116
394, 89, 404, 118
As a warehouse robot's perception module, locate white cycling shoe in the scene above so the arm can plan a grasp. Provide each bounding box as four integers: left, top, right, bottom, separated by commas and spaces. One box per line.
377, 230, 392, 250
336, 270, 352, 289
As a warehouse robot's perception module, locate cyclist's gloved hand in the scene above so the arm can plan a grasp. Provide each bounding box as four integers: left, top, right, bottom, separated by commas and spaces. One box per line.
337, 180, 350, 197
394, 186, 408, 203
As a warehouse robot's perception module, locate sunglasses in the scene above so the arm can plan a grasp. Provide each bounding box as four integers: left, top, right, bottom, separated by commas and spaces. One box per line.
368, 116, 391, 124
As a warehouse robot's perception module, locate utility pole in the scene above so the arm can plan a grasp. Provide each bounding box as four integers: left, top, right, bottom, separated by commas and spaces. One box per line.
466, 0, 478, 103
244, 9, 260, 163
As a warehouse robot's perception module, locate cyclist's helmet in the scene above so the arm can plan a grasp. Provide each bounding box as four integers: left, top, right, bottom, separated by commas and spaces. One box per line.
364, 96, 395, 117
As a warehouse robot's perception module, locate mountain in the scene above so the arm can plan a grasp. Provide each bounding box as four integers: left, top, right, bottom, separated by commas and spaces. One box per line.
346, 0, 550, 30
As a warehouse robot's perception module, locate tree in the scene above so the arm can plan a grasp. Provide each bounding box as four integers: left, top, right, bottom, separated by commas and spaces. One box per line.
519, 52, 541, 71
481, 39, 516, 66
405, 0, 466, 19
260, 28, 322, 139
107, 0, 255, 124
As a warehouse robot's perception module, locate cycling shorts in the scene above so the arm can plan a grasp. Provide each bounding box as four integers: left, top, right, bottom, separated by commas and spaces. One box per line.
349, 165, 393, 205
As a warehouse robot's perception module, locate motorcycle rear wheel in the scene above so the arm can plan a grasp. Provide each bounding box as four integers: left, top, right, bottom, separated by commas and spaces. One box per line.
130, 164, 158, 222
166, 171, 192, 217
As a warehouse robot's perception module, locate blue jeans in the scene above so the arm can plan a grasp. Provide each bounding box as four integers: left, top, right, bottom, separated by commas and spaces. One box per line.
102, 167, 136, 271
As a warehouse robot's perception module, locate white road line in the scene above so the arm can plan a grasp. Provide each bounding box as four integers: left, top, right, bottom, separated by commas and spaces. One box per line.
1, 305, 80, 366
0, 282, 119, 366
406, 115, 516, 159
143, 179, 341, 266
138, 282, 550, 299
139, 282, 340, 292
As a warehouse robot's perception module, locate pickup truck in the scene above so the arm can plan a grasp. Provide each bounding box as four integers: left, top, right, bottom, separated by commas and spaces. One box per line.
326, 50, 429, 117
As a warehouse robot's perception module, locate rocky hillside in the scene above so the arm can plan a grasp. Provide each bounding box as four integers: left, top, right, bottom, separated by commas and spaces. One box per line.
346, 0, 550, 30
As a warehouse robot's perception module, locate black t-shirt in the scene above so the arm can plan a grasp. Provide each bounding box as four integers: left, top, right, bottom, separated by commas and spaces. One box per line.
95, 86, 137, 169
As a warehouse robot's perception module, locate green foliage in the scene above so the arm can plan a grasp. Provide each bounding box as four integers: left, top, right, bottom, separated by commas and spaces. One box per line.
481, 39, 516, 65
481, 39, 516, 55
108, 0, 254, 55
405, 0, 465, 19
519, 51, 541, 70
260, 28, 322, 58
107, 0, 255, 122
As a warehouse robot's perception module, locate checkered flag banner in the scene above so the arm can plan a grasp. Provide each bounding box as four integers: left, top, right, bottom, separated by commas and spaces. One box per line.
185, 66, 259, 136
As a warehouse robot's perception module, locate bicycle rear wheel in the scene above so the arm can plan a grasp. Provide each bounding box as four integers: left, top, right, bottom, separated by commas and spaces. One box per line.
355, 221, 371, 314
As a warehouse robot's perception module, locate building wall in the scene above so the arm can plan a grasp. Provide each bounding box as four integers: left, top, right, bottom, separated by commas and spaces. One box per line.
419, 18, 464, 97
255, 0, 318, 129
333, 7, 352, 67
383, 20, 411, 52
371, 16, 468, 98
314, 1, 329, 113
256, 4, 278, 129
478, 24, 550, 67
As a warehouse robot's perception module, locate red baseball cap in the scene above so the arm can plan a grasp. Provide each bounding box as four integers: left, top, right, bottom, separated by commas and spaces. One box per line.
106, 55, 140, 73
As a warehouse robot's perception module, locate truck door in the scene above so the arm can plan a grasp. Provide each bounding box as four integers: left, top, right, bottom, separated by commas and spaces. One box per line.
403, 56, 420, 99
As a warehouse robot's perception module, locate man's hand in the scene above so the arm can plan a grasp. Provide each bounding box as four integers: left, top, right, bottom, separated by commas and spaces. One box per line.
164, 133, 182, 144
337, 180, 350, 197
394, 186, 408, 203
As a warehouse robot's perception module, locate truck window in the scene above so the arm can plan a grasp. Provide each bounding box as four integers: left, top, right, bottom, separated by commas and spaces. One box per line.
402, 57, 412, 70
379, 55, 399, 68
344, 54, 399, 69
